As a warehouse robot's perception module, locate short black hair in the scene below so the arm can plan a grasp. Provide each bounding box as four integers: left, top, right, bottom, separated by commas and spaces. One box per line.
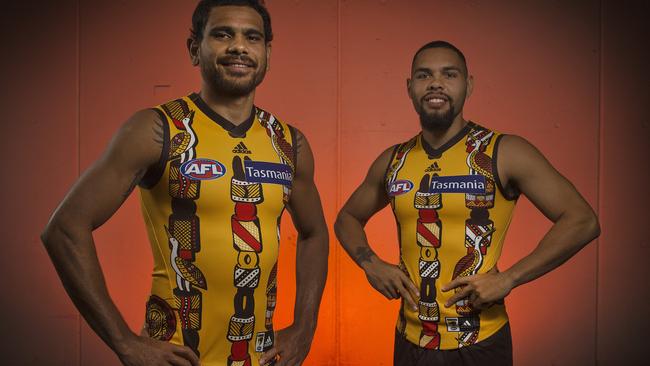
412, 40, 467, 74
190, 0, 273, 42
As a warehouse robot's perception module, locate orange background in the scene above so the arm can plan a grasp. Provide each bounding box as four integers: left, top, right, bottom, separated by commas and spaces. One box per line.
1, 0, 648, 365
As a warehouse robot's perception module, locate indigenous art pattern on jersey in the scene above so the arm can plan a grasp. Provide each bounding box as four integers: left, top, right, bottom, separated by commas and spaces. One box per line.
226, 109, 295, 366
450, 126, 496, 348
146, 295, 177, 341
140, 94, 296, 364
162, 98, 205, 355
385, 122, 516, 350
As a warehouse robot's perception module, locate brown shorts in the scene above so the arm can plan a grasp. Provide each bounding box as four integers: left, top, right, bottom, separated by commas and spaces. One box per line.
393, 323, 513, 366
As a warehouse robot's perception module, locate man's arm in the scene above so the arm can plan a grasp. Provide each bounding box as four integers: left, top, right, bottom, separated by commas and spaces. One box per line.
260, 129, 329, 366
334, 147, 420, 311
40, 110, 199, 366
442, 135, 600, 309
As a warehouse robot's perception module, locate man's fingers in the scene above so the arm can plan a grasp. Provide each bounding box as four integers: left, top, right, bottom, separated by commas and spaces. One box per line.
445, 286, 472, 307
396, 283, 418, 311
260, 346, 280, 365
441, 276, 471, 292
381, 283, 399, 299
400, 272, 420, 298
469, 291, 479, 302
170, 344, 200, 366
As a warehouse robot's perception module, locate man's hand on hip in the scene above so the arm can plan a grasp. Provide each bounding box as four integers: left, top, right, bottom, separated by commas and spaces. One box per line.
441, 267, 514, 310
117, 335, 200, 366
362, 257, 420, 311
259, 324, 315, 366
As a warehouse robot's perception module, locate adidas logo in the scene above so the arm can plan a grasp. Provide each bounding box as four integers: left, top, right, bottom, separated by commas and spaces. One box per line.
425, 161, 441, 172
232, 141, 251, 154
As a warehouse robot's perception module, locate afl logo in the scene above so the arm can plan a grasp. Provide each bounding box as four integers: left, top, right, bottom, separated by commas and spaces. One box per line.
388, 180, 414, 196
180, 159, 226, 180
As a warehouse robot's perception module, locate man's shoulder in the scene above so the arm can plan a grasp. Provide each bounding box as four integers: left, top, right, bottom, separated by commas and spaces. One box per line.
496, 134, 536, 157
388, 134, 420, 157
120, 108, 166, 135
150, 93, 197, 122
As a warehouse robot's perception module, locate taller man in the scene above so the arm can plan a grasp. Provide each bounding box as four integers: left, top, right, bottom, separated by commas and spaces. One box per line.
335, 41, 599, 366
41, 1, 328, 365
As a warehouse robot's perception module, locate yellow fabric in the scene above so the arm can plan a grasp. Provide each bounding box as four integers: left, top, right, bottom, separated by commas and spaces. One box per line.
139, 94, 294, 365
386, 122, 516, 350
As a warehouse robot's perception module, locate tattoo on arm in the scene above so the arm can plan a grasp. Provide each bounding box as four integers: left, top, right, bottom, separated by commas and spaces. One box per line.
123, 169, 146, 197
354, 246, 376, 265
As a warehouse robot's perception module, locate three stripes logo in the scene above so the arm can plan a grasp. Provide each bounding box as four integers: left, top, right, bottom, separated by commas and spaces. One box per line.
232, 141, 252, 154
425, 161, 441, 172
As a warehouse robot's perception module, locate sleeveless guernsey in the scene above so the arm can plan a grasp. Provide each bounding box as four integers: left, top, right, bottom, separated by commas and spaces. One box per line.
138, 93, 295, 366
385, 122, 518, 350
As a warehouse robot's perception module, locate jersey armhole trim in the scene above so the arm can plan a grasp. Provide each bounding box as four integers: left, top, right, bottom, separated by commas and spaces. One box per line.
288, 124, 298, 176
139, 108, 170, 189
493, 134, 520, 201
383, 144, 400, 192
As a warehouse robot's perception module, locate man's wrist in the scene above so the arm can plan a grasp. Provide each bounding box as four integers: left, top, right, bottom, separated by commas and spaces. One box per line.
353, 246, 377, 271
501, 268, 519, 291
111, 330, 139, 357
292, 318, 318, 335
359, 254, 378, 272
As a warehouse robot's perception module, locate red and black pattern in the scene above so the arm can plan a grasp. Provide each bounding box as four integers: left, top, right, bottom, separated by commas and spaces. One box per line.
386, 137, 419, 338
145, 295, 177, 341
265, 262, 278, 331
450, 126, 496, 348
413, 174, 443, 349
161, 98, 204, 356
257, 108, 295, 203
227, 156, 265, 366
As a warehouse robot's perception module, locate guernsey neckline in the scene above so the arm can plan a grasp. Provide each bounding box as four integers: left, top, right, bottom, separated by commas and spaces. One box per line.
420, 121, 475, 158
189, 92, 256, 137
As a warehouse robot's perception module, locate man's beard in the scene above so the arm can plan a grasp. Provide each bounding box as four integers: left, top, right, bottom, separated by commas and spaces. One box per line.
202, 57, 267, 97
418, 104, 456, 132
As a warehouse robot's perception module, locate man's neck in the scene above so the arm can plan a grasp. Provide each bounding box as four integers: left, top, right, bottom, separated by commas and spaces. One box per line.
421, 115, 469, 150
199, 86, 255, 125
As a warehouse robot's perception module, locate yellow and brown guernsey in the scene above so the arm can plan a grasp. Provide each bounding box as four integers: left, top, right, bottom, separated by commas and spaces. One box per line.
385, 122, 519, 350
138, 93, 296, 366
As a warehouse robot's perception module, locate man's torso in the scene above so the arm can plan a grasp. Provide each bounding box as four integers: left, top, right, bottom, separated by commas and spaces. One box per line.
385, 122, 518, 350
138, 93, 296, 365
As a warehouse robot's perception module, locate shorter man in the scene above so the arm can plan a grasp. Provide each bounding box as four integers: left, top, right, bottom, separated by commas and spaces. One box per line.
335, 40, 599, 365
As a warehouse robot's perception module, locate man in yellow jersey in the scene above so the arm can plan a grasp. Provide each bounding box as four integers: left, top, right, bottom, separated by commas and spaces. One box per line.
335, 40, 600, 366
41, 1, 328, 365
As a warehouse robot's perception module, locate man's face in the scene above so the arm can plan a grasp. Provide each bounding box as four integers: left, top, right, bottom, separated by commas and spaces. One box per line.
407, 47, 472, 131
191, 6, 270, 97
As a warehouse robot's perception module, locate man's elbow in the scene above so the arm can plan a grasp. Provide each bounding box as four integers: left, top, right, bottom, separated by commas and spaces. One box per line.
41, 218, 61, 249
314, 225, 330, 250
298, 221, 329, 252
334, 213, 344, 240
574, 206, 600, 245
586, 210, 601, 242
334, 211, 357, 241
41, 215, 78, 254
